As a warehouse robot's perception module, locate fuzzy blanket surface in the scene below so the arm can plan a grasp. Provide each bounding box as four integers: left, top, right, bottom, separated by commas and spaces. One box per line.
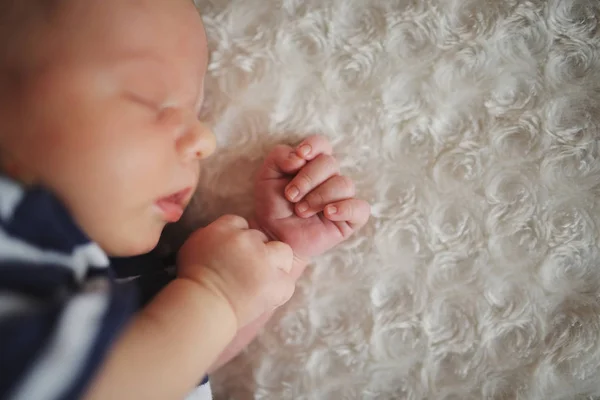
180, 0, 600, 398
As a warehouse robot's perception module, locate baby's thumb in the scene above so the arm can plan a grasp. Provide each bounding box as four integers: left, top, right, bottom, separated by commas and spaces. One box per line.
266, 241, 294, 273
269, 271, 296, 310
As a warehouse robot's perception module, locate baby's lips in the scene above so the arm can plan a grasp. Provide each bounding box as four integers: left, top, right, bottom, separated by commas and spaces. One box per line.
156, 198, 184, 222
155, 187, 191, 223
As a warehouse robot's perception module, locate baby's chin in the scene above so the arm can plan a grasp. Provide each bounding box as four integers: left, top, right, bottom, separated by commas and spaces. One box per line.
101, 225, 163, 258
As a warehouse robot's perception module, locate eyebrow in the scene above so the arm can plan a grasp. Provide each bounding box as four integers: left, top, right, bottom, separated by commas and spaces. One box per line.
117, 51, 167, 68
118, 50, 207, 109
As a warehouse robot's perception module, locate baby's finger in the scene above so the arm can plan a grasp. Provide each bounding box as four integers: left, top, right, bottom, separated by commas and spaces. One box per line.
324, 199, 371, 230
257, 144, 307, 181
248, 228, 269, 243
295, 135, 333, 161
265, 241, 294, 273
285, 154, 339, 203
271, 273, 296, 308
295, 175, 355, 218
214, 214, 249, 231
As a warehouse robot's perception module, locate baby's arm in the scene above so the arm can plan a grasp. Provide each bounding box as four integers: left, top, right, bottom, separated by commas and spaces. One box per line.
85, 278, 236, 399
86, 215, 294, 399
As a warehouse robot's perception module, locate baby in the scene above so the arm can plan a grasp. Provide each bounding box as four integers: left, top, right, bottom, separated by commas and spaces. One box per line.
0, 0, 369, 399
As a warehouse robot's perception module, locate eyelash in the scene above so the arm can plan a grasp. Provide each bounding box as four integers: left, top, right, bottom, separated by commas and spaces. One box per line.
125, 92, 161, 112
126, 91, 207, 125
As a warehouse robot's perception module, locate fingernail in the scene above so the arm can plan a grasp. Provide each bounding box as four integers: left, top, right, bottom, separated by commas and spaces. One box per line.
326, 205, 338, 215
298, 145, 312, 158
287, 186, 300, 201
297, 202, 309, 213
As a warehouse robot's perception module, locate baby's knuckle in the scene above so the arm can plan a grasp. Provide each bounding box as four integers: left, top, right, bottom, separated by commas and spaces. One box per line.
310, 134, 328, 146
346, 203, 355, 219
320, 154, 339, 171
274, 241, 291, 255
297, 172, 313, 189
340, 175, 355, 194
231, 231, 250, 248
302, 134, 319, 144
282, 243, 293, 258
272, 144, 290, 155
219, 214, 241, 225
305, 191, 324, 208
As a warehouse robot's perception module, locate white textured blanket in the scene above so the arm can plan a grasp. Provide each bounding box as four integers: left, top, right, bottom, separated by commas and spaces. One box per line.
182, 0, 600, 398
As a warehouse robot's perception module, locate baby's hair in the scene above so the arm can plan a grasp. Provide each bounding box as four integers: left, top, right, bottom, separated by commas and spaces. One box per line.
0, 0, 59, 42
0, 0, 63, 92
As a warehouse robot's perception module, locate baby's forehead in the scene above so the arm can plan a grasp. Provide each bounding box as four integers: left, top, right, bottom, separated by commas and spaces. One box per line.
62, 0, 205, 47
29, 0, 206, 65
0, 0, 207, 91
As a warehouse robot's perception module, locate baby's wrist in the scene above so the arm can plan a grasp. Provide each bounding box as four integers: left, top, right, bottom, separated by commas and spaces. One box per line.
176, 274, 240, 331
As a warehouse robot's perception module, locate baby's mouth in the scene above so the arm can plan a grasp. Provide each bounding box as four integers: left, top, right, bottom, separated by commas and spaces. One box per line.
155, 187, 192, 223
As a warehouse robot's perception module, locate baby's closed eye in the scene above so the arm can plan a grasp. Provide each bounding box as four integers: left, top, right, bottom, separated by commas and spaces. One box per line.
118, 65, 170, 115
124, 91, 162, 112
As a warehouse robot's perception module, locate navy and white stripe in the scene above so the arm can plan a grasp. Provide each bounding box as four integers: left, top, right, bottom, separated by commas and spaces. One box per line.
0, 177, 137, 400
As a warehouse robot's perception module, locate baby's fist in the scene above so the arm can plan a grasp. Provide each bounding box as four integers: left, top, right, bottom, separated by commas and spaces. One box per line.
254, 135, 370, 260
177, 215, 295, 328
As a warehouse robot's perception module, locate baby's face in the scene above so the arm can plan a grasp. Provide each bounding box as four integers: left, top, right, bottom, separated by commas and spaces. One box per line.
1, 0, 215, 256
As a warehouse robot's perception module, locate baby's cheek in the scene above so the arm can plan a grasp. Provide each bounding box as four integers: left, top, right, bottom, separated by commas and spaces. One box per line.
76, 199, 160, 257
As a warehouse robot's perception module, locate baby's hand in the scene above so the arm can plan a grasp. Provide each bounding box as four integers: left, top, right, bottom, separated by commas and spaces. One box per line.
254, 135, 370, 261
177, 215, 295, 328
206, 138, 369, 372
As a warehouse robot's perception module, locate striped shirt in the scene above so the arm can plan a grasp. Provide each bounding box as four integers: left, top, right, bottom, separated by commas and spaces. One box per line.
0, 176, 211, 399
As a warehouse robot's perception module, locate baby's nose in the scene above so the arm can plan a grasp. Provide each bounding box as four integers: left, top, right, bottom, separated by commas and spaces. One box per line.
177, 119, 216, 162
